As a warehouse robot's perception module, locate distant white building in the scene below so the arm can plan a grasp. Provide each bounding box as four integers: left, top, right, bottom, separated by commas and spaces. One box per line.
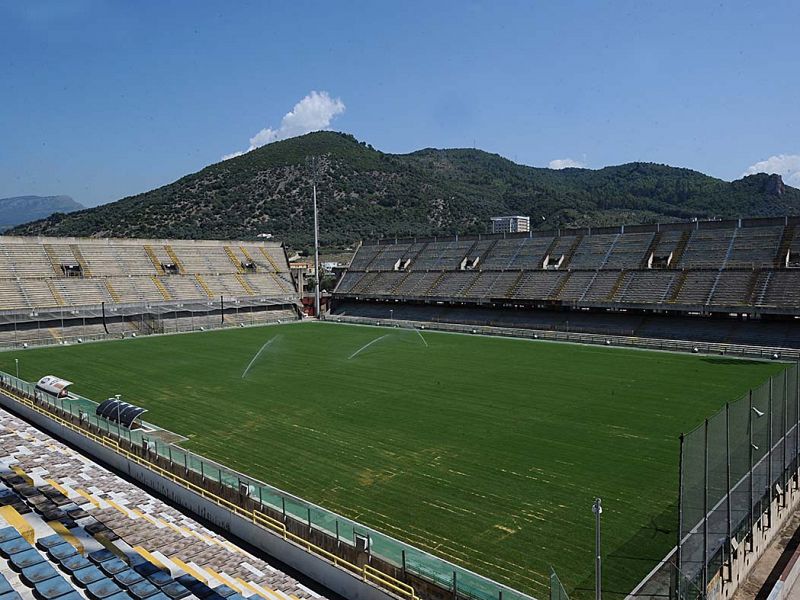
491, 215, 530, 234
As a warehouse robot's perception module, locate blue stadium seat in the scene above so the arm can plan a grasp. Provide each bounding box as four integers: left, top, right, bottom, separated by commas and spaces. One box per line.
86, 578, 123, 599
36, 534, 65, 551
0, 592, 22, 600
60, 553, 93, 573
160, 581, 191, 599
99, 558, 128, 576
176, 573, 214, 600
73, 565, 106, 586
9, 547, 45, 570
0, 576, 12, 595
0, 527, 21, 544
34, 576, 76, 600
48, 594, 83, 600
147, 569, 175, 587
20, 562, 59, 585
114, 567, 144, 588
133, 561, 162, 578
88, 548, 116, 564
0, 536, 30, 557
128, 579, 161, 599
212, 585, 238, 598
48, 542, 78, 562
143, 594, 171, 600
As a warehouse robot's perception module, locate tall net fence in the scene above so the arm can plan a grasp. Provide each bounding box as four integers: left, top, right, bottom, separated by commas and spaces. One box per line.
0, 370, 537, 600
678, 362, 800, 597
548, 568, 570, 600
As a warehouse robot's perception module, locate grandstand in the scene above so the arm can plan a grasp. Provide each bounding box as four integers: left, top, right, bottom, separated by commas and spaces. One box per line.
0, 404, 326, 600
0, 237, 300, 348
332, 216, 800, 348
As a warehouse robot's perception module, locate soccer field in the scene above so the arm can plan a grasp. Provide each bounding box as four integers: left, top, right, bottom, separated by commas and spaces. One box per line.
0, 322, 784, 598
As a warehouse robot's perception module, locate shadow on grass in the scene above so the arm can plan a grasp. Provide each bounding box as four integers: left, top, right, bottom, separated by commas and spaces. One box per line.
570, 503, 676, 600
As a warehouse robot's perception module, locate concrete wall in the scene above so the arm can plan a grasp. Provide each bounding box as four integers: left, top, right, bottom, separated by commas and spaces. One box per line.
628, 470, 800, 600
0, 391, 398, 600
715, 475, 800, 600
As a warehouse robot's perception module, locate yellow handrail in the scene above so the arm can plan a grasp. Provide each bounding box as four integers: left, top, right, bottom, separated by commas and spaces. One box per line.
0, 386, 416, 600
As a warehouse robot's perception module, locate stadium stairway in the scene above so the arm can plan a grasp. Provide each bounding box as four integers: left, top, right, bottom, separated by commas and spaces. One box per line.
0, 409, 326, 600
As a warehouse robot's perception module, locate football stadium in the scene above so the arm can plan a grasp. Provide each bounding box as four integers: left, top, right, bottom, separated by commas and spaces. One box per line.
0, 220, 799, 600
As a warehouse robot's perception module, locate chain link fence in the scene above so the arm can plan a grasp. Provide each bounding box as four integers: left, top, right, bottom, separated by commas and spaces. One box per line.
548, 568, 570, 600
677, 363, 800, 597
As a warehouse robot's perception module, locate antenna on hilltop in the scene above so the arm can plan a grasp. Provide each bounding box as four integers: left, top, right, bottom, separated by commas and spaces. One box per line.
306, 156, 321, 319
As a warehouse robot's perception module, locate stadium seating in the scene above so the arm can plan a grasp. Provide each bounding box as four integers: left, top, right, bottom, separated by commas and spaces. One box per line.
0, 236, 301, 348
336, 217, 800, 313
0, 407, 324, 600
0, 237, 298, 311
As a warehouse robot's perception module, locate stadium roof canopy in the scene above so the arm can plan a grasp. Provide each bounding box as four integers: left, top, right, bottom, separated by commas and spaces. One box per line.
96, 398, 146, 429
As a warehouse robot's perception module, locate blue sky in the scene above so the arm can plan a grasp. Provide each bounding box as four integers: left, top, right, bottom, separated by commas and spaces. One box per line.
1, 0, 798, 207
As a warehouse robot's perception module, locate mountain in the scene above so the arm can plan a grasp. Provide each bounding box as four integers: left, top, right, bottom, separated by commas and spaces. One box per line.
9, 132, 800, 250
0, 195, 84, 232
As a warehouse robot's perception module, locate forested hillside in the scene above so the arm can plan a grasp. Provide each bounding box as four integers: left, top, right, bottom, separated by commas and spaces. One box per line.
11, 132, 800, 250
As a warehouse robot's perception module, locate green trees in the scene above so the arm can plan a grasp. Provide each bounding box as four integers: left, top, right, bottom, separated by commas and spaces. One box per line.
11, 131, 800, 249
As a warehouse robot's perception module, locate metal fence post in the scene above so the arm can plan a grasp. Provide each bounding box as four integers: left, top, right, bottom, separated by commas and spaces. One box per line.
748, 390, 754, 550
783, 369, 788, 503
768, 379, 773, 529
702, 419, 709, 590
725, 403, 732, 564
796, 363, 800, 490
676, 432, 685, 586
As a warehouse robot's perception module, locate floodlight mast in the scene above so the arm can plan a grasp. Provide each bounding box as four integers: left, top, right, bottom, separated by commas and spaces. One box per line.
313, 180, 321, 319
310, 156, 321, 319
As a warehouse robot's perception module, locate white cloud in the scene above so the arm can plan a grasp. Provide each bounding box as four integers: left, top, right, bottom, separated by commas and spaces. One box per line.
743, 154, 800, 188
222, 91, 345, 160
548, 158, 586, 170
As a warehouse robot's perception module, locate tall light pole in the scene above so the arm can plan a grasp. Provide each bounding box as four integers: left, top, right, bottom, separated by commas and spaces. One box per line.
592, 498, 602, 600
14, 359, 19, 380
312, 163, 321, 320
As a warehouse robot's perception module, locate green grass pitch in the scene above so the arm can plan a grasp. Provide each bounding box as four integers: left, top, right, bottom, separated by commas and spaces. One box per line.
0, 322, 784, 598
